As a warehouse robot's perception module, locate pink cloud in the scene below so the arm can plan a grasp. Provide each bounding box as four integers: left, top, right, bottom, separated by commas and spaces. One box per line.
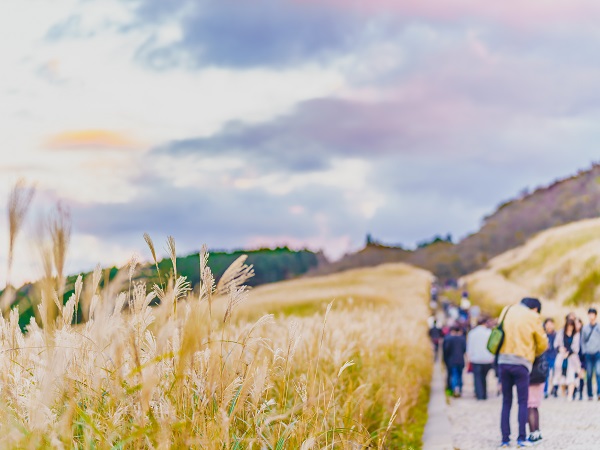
297, 0, 600, 29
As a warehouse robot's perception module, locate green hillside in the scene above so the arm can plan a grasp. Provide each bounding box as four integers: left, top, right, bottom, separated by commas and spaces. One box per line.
8, 246, 322, 330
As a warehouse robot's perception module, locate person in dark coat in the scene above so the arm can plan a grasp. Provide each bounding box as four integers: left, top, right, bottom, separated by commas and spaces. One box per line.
429, 320, 444, 361
443, 325, 467, 397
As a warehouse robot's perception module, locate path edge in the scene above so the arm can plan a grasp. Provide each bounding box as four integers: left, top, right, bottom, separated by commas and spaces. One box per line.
422, 362, 454, 450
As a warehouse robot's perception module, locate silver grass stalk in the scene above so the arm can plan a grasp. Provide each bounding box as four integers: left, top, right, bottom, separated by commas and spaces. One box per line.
216, 255, 255, 296
48, 202, 71, 300
166, 236, 177, 279
143, 232, 163, 287
6, 178, 35, 289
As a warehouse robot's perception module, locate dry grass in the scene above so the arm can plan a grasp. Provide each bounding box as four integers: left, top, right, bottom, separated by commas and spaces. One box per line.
463, 218, 600, 319
0, 242, 433, 449
465, 268, 590, 324
239, 263, 428, 316
2, 179, 35, 313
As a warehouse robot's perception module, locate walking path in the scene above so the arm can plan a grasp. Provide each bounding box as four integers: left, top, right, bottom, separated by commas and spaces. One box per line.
422, 362, 453, 450
427, 364, 600, 449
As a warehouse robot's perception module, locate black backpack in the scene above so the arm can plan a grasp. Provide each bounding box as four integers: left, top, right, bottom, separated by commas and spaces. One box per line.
530, 353, 549, 385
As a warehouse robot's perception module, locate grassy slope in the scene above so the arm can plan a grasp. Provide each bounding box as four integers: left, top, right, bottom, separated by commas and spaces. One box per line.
0, 258, 434, 448
464, 218, 600, 319
240, 263, 434, 449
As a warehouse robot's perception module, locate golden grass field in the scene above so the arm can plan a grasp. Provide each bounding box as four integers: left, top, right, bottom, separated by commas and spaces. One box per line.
0, 245, 433, 449
463, 218, 600, 319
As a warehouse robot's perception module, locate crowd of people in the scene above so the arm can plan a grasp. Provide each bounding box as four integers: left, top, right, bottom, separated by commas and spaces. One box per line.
428, 285, 600, 448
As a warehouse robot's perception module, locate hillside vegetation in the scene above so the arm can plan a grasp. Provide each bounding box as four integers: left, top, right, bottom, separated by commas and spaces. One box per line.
9, 246, 322, 330
312, 164, 600, 280
464, 218, 600, 319
306, 244, 410, 277
449, 164, 600, 277
0, 243, 434, 449
141, 246, 323, 289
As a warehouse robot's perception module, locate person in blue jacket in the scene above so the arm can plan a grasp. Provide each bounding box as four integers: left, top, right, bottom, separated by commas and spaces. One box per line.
443, 325, 467, 397
543, 318, 558, 398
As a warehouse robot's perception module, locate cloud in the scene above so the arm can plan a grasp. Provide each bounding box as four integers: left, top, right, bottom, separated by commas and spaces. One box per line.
306, 0, 600, 29
113, 0, 600, 73
8, 0, 600, 279
70, 175, 366, 259
154, 92, 496, 177
45, 129, 141, 151
45, 15, 97, 41
130, 0, 380, 69
36, 59, 68, 85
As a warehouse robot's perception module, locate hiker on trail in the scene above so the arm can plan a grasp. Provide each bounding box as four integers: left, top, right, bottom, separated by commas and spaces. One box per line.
429, 320, 444, 361
553, 318, 581, 400
544, 319, 558, 398
430, 285, 439, 310
443, 325, 467, 397
459, 293, 471, 322
498, 297, 548, 449
582, 307, 600, 401
448, 305, 460, 322
574, 317, 586, 400
470, 304, 481, 328
431, 284, 439, 302
466, 317, 494, 400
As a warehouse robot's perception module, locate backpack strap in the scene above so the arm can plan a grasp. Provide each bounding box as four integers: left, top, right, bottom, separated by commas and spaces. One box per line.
498, 305, 513, 331
494, 305, 513, 366
584, 324, 597, 345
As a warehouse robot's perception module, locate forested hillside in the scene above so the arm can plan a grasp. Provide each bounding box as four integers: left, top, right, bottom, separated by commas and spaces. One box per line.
9, 246, 322, 329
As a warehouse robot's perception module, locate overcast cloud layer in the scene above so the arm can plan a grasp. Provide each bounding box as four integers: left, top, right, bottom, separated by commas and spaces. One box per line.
2, 0, 600, 283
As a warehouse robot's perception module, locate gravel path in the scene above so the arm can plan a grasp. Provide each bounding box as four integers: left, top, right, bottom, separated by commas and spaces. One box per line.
448, 371, 600, 449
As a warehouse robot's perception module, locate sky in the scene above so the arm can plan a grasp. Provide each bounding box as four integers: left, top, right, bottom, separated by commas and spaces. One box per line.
2, 0, 600, 283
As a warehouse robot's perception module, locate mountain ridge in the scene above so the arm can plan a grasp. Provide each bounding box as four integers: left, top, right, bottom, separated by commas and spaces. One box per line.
311, 163, 600, 279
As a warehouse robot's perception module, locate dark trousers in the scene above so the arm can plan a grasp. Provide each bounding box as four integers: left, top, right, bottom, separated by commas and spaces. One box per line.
544, 357, 556, 395
585, 352, 600, 397
472, 363, 493, 400
449, 365, 464, 392
499, 364, 529, 442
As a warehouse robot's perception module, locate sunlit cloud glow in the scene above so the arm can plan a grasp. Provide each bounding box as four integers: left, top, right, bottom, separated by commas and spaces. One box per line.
45, 129, 141, 151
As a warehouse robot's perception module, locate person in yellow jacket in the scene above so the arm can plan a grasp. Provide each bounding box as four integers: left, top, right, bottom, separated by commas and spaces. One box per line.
498, 297, 548, 448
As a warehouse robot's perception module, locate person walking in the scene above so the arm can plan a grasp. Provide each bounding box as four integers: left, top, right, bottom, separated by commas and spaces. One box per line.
429, 320, 444, 361
443, 325, 467, 397
544, 319, 558, 398
467, 317, 494, 400
553, 319, 581, 400
498, 297, 548, 449
582, 308, 600, 400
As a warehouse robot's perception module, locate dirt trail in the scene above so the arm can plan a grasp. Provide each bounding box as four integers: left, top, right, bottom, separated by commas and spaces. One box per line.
446, 369, 600, 449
